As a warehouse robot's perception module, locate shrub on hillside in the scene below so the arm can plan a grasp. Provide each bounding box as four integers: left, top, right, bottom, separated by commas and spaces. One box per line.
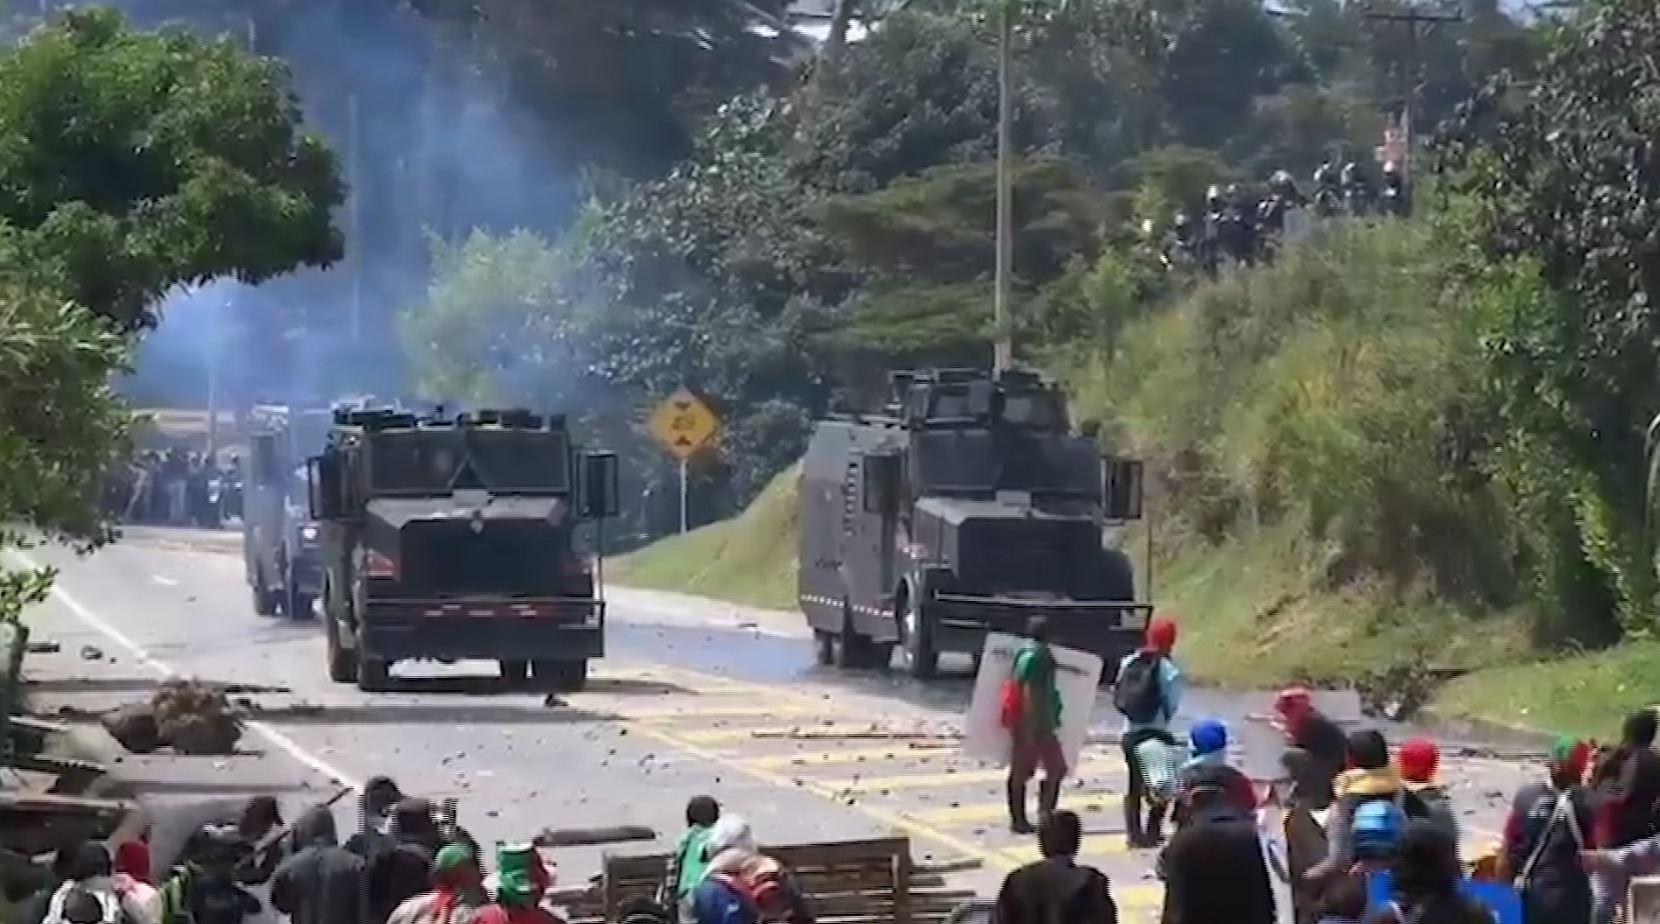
1074, 219, 1518, 610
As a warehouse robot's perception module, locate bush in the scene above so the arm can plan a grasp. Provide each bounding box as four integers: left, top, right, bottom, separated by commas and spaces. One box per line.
1073, 219, 1516, 608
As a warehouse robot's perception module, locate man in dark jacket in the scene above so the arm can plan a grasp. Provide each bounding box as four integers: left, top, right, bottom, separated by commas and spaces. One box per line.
1503, 737, 1594, 924
1273, 687, 1347, 812
994, 810, 1117, 924
1587, 711, 1660, 923
1159, 785, 1276, 924
271, 804, 366, 924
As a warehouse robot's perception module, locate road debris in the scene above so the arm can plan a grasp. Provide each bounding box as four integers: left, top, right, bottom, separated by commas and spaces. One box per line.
102, 678, 243, 755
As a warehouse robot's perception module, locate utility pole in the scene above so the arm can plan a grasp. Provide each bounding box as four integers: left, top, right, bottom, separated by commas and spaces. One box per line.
347, 93, 363, 343
1361, 6, 1463, 161
992, 0, 1015, 376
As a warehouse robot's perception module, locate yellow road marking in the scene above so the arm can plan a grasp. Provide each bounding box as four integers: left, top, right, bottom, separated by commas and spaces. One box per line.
745, 745, 968, 769
817, 768, 1008, 793
603, 661, 1169, 911
1114, 883, 1163, 909
617, 704, 829, 721
905, 795, 1122, 826
819, 761, 1126, 794
1002, 833, 1129, 864
671, 722, 905, 745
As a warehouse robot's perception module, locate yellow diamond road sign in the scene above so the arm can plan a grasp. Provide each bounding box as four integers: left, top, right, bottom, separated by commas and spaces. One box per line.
649, 387, 720, 460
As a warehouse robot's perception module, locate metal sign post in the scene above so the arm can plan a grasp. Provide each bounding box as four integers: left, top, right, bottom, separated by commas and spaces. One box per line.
648, 387, 721, 534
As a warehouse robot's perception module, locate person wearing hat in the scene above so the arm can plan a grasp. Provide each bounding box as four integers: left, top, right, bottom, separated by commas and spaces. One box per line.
1507, 738, 1595, 924
386, 844, 484, 924
1171, 718, 1256, 830
475, 844, 559, 924
1273, 687, 1347, 812
1398, 738, 1457, 848
665, 796, 721, 920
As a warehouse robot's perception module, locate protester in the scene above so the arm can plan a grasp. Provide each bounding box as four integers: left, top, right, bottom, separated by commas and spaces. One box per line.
1586, 710, 1660, 922
1314, 875, 1370, 924
1171, 717, 1255, 829
269, 805, 366, 924
385, 844, 484, 924
157, 825, 263, 924
474, 845, 560, 924
993, 810, 1116, 924
1363, 820, 1492, 924
346, 776, 406, 857
1503, 737, 1594, 924
1159, 781, 1276, 924
1002, 617, 1068, 835
1114, 615, 1182, 848
41, 843, 153, 924
1305, 729, 1426, 885
665, 796, 721, 916
1397, 738, 1457, 847
691, 816, 813, 924
236, 797, 285, 886
21, 844, 86, 924
1274, 687, 1348, 811
1350, 801, 1405, 876
390, 799, 445, 862
112, 841, 161, 924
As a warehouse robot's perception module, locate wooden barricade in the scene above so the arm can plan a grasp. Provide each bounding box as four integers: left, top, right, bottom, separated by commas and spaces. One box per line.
563, 835, 976, 924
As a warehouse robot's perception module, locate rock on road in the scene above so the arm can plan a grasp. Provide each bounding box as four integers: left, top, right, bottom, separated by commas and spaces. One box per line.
16, 527, 1536, 921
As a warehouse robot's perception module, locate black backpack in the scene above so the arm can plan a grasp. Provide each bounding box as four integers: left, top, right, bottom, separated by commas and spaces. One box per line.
1114, 651, 1164, 724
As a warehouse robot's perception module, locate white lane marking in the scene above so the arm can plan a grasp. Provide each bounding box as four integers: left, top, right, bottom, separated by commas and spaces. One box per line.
149, 574, 179, 587
9, 550, 362, 791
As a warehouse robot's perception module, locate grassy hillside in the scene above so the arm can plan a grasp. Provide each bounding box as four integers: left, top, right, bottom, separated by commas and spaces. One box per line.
611, 462, 802, 611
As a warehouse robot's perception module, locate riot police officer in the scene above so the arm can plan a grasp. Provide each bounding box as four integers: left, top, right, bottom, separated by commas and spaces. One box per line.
1380, 161, 1410, 218
1312, 162, 1342, 218
1341, 161, 1376, 216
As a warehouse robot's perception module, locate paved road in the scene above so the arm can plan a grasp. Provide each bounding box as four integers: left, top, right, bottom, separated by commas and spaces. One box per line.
15, 528, 1536, 921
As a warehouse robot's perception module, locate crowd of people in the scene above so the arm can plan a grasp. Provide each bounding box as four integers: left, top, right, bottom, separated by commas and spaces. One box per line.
17, 612, 1660, 924
1157, 159, 1413, 277
104, 448, 242, 528
11, 777, 818, 924
993, 614, 1660, 924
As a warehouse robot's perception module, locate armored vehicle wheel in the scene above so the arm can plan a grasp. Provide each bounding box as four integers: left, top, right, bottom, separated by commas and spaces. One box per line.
499, 660, 530, 685
534, 659, 587, 692
814, 631, 835, 666
898, 592, 938, 680
356, 653, 390, 693
284, 580, 315, 621
325, 618, 356, 683
251, 584, 279, 617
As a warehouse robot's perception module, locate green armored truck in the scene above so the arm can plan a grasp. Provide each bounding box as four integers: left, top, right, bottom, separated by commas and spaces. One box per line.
306, 407, 620, 692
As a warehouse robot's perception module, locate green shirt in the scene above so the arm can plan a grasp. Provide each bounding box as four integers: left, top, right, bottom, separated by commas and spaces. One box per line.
674, 825, 715, 897
1012, 643, 1063, 733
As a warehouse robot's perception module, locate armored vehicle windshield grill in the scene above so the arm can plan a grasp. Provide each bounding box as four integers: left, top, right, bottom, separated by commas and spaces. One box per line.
956, 518, 1104, 595
399, 519, 564, 597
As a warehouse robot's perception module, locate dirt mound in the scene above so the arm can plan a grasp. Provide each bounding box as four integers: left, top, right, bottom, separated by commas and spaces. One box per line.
103, 679, 244, 755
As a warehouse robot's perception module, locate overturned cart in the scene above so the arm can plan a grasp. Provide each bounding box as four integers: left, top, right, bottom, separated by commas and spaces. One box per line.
556, 836, 977, 924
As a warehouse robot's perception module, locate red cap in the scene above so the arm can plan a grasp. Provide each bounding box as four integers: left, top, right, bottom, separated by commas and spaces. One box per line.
114, 840, 151, 884
1399, 736, 1439, 783
1146, 616, 1177, 654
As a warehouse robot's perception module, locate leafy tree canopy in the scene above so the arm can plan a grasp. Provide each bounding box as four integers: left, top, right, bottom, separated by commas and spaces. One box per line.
0, 8, 344, 330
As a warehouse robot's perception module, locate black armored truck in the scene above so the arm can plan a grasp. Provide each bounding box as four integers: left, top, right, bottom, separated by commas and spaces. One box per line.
798, 369, 1150, 678
306, 407, 620, 692
243, 405, 334, 620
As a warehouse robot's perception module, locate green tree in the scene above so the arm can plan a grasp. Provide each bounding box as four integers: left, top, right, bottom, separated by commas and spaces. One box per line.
1437, 0, 1660, 642
0, 8, 345, 330
0, 10, 344, 622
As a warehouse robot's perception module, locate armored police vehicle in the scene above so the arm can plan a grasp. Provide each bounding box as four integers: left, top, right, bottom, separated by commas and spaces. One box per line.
306, 407, 620, 692
243, 405, 335, 620
798, 369, 1150, 678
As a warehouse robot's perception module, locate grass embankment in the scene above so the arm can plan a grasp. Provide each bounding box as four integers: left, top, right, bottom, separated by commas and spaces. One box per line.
615, 221, 1649, 740
610, 462, 801, 610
